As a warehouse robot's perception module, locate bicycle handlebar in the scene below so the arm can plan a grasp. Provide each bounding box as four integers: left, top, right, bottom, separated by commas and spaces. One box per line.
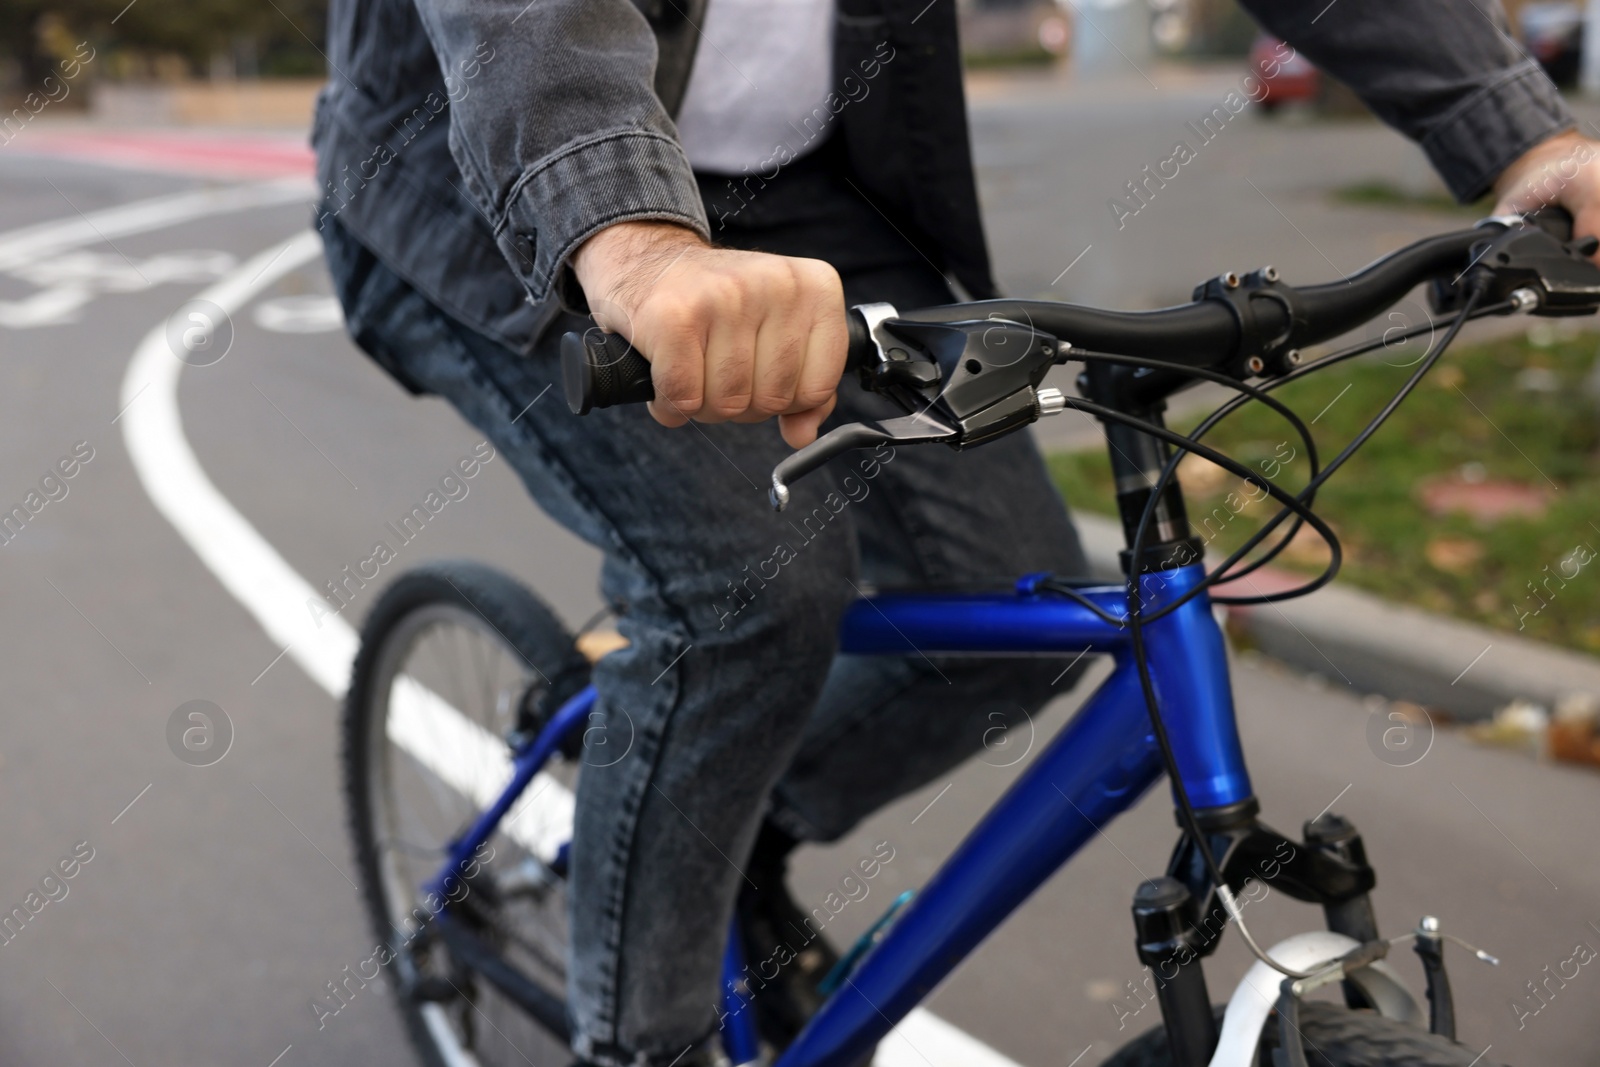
907, 227, 1485, 366
561, 208, 1596, 416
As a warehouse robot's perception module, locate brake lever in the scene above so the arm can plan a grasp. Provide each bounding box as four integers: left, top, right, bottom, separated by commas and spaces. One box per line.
769, 411, 957, 511
1453, 211, 1600, 316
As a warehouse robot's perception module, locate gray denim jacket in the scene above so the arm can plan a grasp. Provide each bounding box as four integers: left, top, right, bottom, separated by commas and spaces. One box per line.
311, 0, 1573, 355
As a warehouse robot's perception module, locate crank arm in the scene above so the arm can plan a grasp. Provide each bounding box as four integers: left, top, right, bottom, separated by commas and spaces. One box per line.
770, 411, 956, 510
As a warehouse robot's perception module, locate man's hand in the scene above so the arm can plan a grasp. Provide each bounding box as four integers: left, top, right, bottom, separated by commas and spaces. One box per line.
1492, 129, 1600, 254
572, 221, 848, 448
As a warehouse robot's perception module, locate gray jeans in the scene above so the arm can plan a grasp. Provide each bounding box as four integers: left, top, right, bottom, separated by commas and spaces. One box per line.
320, 144, 1088, 1065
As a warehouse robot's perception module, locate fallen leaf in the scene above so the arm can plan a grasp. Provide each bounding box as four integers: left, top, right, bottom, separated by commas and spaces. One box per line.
1424, 536, 1484, 573
1178, 452, 1230, 495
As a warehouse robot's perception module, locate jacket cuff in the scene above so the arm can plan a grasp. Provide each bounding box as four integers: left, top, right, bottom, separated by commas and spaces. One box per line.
1420, 59, 1575, 202
492, 129, 710, 308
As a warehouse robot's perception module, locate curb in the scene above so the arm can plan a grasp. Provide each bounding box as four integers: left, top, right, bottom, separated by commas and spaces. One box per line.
1073, 512, 1600, 722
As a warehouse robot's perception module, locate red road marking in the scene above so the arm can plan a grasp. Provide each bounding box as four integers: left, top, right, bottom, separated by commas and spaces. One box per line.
15, 128, 314, 181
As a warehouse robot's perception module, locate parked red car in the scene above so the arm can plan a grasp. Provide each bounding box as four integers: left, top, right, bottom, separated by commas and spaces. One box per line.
1520, 2, 1583, 87
1249, 34, 1320, 112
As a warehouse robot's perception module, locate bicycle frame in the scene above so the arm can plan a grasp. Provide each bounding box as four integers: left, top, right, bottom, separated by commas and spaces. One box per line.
429, 560, 1252, 1066
426, 215, 1589, 1064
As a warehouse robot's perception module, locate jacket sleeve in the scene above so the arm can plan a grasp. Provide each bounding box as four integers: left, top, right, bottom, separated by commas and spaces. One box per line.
1238, 1, 1575, 201
408, 0, 709, 306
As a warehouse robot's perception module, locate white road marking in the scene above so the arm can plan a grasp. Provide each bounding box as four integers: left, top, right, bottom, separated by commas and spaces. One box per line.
0, 180, 311, 273
2, 249, 237, 328
0, 181, 310, 328
120, 233, 351, 690
388, 675, 572, 861
253, 293, 344, 333
115, 232, 571, 861
111, 228, 1020, 1067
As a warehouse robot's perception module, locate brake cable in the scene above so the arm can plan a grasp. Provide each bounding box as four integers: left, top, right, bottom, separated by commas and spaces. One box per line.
1029, 307, 1498, 624
1049, 347, 1325, 589
1027, 400, 1339, 628
1031, 291, 1503, 625
1157, 295, 1512, 606
1112, 281, 1491, 982
1114, 284, 1494, 627
1038, 300, 1510, 618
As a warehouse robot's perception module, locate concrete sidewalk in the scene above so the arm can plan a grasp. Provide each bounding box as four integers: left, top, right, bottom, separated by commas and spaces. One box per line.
1071, 510, 1600, 722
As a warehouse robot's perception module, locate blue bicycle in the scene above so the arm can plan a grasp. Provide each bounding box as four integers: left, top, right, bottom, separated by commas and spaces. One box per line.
341, 209, 1600, 1067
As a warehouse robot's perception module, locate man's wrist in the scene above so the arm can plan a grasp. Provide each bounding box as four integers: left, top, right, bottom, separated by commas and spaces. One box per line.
573, 220, 708, 319
1493, 128, 1591, 203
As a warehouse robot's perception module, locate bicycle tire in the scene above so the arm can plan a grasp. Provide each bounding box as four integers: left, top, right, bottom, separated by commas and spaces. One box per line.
343, 561, 591, 1067
1102, 1001, 1509, 1067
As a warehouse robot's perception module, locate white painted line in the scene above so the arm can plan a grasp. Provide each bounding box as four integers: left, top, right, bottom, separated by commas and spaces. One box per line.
877, 1010, 1025, 1067
0, 180, 313, 273
120, 232, 352, 690
118, 231, 1019, 1067
388, 675, 572, 860
116, 232, 569, 862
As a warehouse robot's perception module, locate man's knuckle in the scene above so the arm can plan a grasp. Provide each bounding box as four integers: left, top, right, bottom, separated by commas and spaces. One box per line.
799, 257, 839, 293
768, 261, 800, 299
655, 363, 700, 404
649, 303, 694, 336
796, 383, 834, 409
665, 387, 704, 413
752, 388, 792, 414
709, 273, 746, 308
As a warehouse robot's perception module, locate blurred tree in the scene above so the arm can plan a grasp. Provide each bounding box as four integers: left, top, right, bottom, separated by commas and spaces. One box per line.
1, 0, 328, 94
2, 1, 96, 90
1180, 0, 1258, 57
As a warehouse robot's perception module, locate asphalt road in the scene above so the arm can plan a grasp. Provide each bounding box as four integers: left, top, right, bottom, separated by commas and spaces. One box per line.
0, 74, 1595, 1067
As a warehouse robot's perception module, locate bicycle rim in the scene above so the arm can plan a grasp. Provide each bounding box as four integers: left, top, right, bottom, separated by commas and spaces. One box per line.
357, 601, 576, 1067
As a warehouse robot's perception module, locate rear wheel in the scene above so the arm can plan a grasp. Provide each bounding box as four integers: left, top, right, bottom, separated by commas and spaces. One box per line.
343, 562, 591, 1067
1103, 1001, 1507, 1067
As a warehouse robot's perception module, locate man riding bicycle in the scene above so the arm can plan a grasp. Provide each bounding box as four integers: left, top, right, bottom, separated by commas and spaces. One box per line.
312, 1, 1600, 1063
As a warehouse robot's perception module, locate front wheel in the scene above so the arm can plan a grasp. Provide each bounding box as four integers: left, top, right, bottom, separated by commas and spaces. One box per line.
1103, 1002, 1508, 1067
343, 561, 591, 1067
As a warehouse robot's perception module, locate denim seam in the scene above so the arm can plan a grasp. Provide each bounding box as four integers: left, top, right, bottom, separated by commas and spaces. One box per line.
598, 639, 685, 1053
398, 323, 641, 1045
441, 317, 704, 1052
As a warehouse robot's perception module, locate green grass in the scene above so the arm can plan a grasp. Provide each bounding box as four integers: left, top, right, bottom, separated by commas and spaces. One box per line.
1046, 329, 1600, 654
1330, 180, 1490, 217
963, 47, 1058, 70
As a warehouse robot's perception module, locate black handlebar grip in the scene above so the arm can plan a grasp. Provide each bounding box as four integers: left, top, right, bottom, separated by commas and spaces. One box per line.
561, 327, 653, 415
564, 308, 880, 415
845, 306, 874, 369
